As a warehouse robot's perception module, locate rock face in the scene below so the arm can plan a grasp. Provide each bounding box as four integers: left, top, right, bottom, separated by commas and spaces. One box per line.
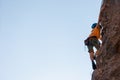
92, 0, 120, 80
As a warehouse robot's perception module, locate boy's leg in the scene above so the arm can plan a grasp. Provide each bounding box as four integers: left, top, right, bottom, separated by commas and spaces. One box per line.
87, 44, 95, 61
89, 51, 97, 70
95, 50, 100, 57
93, 39, 101, 57
87, 39, 97, 70
89, 51, 94, 61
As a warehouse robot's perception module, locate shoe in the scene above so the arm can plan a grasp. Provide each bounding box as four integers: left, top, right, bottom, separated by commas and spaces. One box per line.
92, 60, 97, 70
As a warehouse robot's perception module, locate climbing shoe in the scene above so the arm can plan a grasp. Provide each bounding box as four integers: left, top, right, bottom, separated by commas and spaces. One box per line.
92, 60, 97, 70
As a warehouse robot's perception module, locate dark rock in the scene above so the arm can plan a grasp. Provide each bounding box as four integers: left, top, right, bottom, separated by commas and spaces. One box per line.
91, 0, 120, 80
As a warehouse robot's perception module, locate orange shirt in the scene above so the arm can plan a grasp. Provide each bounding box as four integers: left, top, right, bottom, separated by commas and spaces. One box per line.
89, 25, 101, 39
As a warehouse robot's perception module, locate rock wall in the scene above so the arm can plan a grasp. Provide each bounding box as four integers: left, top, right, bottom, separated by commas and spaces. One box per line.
92, 0, 120, 80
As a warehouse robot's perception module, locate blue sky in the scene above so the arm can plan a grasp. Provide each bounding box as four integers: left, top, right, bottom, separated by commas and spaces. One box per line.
0, 0, 101, 80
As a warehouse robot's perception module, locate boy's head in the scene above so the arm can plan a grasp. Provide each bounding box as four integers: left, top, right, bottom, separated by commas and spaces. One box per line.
91, 23, 97, 29
91, 23, 102, 29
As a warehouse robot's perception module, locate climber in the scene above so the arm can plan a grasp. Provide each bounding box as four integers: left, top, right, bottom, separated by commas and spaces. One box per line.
84, 23, 102, 70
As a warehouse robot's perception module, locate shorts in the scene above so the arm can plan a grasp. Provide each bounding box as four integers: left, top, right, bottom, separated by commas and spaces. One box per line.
87, 37, 100, 53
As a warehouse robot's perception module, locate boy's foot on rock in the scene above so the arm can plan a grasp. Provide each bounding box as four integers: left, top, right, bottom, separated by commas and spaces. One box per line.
92, 60, 97, 70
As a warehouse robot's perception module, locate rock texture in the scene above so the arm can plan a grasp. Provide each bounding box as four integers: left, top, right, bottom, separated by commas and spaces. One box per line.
92, 0, 120, 80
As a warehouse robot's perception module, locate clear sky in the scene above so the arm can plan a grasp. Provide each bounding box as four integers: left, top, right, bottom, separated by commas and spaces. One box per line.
0, 0, 101, 80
